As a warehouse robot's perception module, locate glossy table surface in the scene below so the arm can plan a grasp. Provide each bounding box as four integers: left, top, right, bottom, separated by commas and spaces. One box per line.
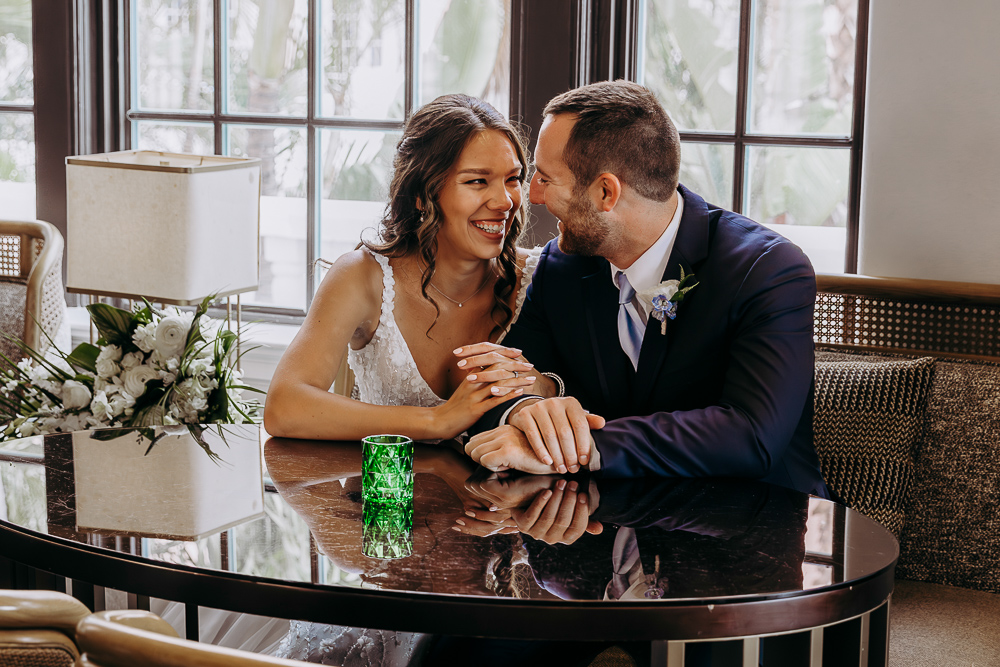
0, 425, 898, 641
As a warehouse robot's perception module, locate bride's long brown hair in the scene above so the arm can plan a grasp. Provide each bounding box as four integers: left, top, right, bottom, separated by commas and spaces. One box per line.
363, 94, 529, 339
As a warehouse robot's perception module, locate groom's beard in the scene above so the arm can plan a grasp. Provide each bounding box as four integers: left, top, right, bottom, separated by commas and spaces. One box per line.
557, 191, 611, 256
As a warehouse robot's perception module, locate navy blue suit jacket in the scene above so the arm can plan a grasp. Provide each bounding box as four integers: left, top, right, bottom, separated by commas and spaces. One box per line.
493, 185, 828, 498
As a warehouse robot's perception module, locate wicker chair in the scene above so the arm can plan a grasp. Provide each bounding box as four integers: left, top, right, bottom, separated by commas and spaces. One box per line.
0, 220, 68, 364
0, 589, 91, 667
75, 609, 316, 667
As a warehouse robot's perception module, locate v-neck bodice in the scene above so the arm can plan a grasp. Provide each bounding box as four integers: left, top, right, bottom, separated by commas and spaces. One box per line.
346, 247, 540, 408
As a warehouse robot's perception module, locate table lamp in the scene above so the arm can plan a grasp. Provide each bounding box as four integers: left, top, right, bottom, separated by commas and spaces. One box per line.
65, 150, 261, 305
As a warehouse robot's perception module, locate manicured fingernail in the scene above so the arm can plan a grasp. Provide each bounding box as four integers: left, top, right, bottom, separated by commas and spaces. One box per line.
491, 387, 501, 394
457, 359, 467, 367
514, 388, 523, 394
526, 376, 536, 382
524, 363, 534, 367
451, 526, 462, 531
557, 479, 567, 489
543, 456, 553, 465
543, 489, 553, 499
569, 465, 580, 473
579, 494, 588, 504
465, 510, 476, 518
454, 348, 463, 354
580, 455, 589, 465
455, 519, 466, 526
489, 505, 498, 511
467, 374, 478, 381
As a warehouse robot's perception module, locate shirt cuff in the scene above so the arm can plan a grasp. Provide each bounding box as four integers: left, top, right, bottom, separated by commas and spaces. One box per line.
586, 434, 601, 471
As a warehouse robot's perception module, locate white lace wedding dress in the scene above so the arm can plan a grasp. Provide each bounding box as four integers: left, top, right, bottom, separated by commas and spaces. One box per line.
273, 247, 541, 667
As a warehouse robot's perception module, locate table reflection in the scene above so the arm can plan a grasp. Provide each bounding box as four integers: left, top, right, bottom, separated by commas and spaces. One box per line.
263, 436, 831, 603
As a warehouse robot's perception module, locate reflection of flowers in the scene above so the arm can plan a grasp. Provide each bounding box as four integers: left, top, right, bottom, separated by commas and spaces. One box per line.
88, 423, 228, 464
636, 266, 699, 334
1, 296, 261, 441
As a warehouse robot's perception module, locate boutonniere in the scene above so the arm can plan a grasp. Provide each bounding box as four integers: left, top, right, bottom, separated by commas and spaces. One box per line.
636, 266, 699, 334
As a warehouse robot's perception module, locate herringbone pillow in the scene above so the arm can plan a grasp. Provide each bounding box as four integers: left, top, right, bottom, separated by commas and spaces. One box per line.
813, 354, 935, 536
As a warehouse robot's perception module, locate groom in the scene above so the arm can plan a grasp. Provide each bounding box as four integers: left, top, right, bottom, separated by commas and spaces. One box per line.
466, 80, 829, 498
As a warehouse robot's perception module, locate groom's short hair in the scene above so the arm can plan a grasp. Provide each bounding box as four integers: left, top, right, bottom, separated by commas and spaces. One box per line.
544, 80, 680, 202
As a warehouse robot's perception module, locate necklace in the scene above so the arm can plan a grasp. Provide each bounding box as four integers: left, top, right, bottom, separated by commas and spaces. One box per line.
428, 272, 492, 308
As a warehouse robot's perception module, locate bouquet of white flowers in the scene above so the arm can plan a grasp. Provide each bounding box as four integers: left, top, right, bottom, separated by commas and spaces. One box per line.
0, 297, 261, 440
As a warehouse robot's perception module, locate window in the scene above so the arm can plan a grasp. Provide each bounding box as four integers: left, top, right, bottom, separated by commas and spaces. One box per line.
637, 0, 867, 273
0, 0, 35, 220
126, 0, 513, 316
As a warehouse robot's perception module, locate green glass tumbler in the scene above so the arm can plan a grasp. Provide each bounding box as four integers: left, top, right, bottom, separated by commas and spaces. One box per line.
362, 499, 414, 559
361, 434, 414, 505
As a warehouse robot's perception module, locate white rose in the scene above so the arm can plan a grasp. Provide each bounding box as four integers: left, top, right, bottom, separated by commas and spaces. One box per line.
62, 380, 92, 409
153, 313, 194, 358
96, 344, 123, 364
90, 390, 111, 421
95, 357, 121, 379
122, 365, 159, 398
132, 322, 156, 353
120, 351, 143, 370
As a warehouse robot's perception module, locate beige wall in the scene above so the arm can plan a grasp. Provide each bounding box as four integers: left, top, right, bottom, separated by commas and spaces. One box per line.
858, 0, 1000, 284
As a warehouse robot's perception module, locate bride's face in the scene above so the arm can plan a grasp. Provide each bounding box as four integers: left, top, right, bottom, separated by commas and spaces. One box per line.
433, 130, 523, 261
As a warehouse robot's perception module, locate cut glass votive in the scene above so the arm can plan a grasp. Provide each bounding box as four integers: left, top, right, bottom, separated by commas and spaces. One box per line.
361, 434, 414, 505
362, 499, 414, 559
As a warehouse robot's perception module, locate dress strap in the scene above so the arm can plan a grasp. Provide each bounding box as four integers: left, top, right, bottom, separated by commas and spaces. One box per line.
362, 247, 396, 320
512, 246, 542, 322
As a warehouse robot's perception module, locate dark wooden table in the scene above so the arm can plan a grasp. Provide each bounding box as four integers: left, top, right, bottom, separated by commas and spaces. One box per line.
0, 425, 897, 666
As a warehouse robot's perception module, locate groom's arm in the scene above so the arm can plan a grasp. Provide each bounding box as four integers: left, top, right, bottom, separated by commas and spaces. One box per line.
592, 241, 816, 480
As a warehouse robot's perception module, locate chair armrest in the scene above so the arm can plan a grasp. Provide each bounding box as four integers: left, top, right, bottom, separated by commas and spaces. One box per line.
0, 589, 90, 634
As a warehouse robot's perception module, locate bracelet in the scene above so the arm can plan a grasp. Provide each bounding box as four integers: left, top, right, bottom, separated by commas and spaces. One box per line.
541, 372, 565, 397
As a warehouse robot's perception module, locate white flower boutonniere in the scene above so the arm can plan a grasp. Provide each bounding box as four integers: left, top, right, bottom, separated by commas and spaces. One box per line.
637, 266, 699, 334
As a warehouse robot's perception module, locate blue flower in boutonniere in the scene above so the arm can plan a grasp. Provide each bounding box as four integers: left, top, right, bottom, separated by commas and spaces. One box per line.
637, 266, 699, 334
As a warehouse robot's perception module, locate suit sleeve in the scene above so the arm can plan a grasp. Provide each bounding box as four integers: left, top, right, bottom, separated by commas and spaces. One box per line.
469, 243, 562, 435
593, 241, 816, 480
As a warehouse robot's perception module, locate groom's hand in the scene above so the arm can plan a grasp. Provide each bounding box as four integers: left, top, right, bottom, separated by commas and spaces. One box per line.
465, 425, 559, 475
509, 397, 606, 474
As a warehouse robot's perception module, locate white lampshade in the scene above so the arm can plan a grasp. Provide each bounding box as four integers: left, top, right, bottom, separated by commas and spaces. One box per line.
71, 427, 265, 540
65, 150, 261, 305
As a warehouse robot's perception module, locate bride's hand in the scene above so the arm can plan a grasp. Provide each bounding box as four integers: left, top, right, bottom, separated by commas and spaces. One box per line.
454, 343, 556, 398
433, 374, 528, 440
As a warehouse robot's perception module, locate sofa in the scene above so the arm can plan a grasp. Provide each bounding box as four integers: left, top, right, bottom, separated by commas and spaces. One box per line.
812, 274, 1000, 667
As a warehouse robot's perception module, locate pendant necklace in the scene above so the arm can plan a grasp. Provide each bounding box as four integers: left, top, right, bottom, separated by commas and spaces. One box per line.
429, 271, 493, 308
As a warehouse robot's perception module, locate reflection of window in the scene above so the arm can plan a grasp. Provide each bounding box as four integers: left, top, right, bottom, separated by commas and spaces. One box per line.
126, 0, 512, 315
0, 0, 35, 220
639, 0, 867, 273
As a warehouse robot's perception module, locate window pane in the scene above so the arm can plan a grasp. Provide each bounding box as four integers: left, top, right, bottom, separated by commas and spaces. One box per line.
135, 0, 214, 111
0, 0, 33, 103
640, 0, 740, 132
0, 111, 35, 219
319, 0, 406, 119
228, 124, 308, 311
318, 128, 399, 270
749, 0, 856, 136
418, 0, 511, 114
135, 120, 215, 154
744, 145, 849, 273
679, 141, 734, 209
227, 0, 308, 116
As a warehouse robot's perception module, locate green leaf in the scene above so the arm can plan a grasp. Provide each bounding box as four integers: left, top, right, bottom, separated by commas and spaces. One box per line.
87, 303, 136, 346
129, 404, 165, 427
66, 343, 101, 373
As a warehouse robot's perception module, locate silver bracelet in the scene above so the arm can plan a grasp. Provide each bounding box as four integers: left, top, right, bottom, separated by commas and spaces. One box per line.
541, 371, 565, 397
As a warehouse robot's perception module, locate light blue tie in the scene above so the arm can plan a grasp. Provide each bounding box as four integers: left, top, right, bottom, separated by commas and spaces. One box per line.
616, 271, 644, 370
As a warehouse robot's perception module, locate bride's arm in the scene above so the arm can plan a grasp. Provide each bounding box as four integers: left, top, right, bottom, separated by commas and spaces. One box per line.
262, 251, 522, 442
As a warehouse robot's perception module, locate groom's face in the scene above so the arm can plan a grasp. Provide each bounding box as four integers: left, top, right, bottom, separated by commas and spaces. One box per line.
530, 114, 611, 256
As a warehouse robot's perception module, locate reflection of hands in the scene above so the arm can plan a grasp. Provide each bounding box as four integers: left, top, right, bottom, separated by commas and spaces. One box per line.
513, 478, 603, 545
508, 397, 606, 474
466, 425, 558, 474
464, 471, 560, 510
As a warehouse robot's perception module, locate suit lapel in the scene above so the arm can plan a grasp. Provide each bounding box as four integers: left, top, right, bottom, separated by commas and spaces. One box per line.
581, 262, 634, 409
634, 185, 712, 401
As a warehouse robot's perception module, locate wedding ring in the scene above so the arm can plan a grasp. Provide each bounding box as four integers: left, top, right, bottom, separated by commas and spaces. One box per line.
512, 370, 519, 379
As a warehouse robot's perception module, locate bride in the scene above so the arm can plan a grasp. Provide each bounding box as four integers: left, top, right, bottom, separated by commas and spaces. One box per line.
261, 94, 555, 666
263, 93, 549, 443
